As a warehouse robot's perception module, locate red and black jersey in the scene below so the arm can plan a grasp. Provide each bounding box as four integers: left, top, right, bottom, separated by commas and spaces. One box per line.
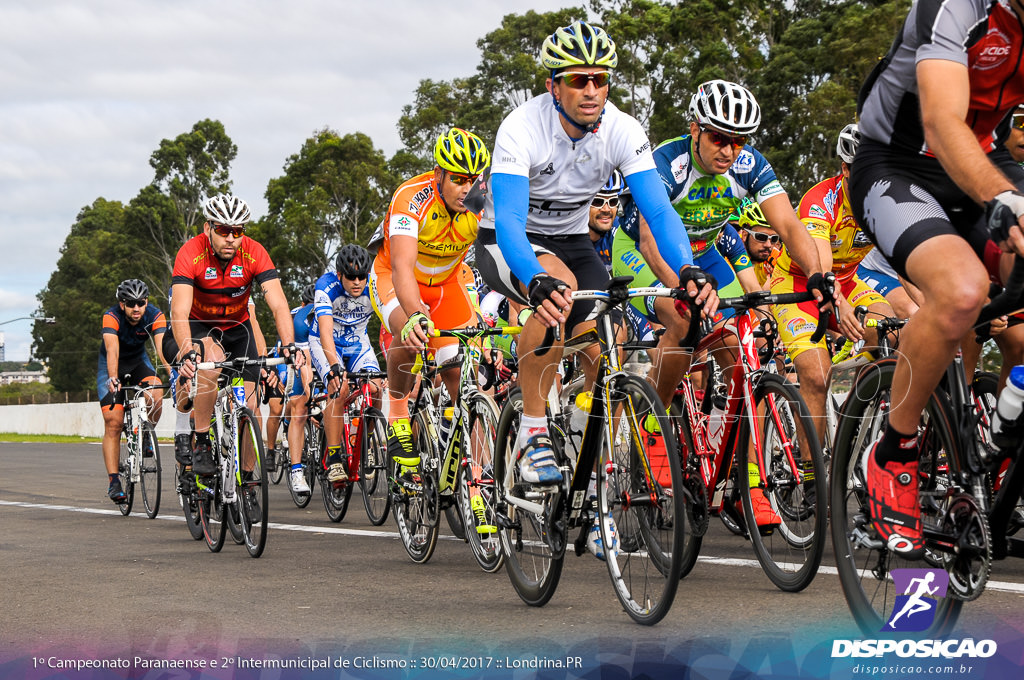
171, 233, 278, 329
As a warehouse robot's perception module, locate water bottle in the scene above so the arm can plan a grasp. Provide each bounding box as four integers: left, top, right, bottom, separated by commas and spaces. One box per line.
568, 391, 591, 464
992, 365, 1024, 450
438, 406, 456, 452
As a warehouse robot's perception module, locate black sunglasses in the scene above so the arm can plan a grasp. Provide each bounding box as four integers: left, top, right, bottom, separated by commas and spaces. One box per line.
123, 299, 147, 308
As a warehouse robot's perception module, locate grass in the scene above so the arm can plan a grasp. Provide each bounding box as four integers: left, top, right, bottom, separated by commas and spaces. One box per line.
0, 433, 102, 443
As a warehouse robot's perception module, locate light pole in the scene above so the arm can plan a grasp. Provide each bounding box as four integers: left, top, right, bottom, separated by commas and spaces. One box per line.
0, 315, 56, 326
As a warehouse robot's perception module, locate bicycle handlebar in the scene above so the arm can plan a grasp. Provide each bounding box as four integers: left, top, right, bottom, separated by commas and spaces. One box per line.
976, 254, 1024, 341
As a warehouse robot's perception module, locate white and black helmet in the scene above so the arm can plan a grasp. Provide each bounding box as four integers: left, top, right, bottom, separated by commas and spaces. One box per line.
836, 123, 861, 164
689, 80, 761, 136
202, 193, 251, 225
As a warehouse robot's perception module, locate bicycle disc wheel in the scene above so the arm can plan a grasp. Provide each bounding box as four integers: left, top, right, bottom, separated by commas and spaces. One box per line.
359, 407, 391, 525
392, 409, 441, 564
737, 373, 827, 592
457, 393, 503, 573
494, 388, 564, 607
289, 420, 318, 508
670, 393, 704, 579
199, 476, 226, 552
830, 359, 962, 635
600, 375, 685, 625
176, 465, 203, 540
139, 423, 162, 519
117, 431, 135, 516
234, 409, 270, 557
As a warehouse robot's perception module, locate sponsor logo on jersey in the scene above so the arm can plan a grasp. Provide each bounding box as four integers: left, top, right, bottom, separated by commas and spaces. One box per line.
975, 28, 1012, 71
411, 186, 433, 208
634, 140, 651, 155
670, 153, 691, 181
540, 162, 555, 176
204, 267, 218, 280
229, 264, 244, 278
732, 149, 755, 173
574, 152, 591, 164
823, 187, 839, 218
500, 155, 516, 164
852, 229, 873, 248
396, 215, 412, 228
808, 205, 827, 220
687, 184, 735, 201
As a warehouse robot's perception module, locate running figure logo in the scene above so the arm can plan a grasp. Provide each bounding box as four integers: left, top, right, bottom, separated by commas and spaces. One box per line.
884, 569, 949, 632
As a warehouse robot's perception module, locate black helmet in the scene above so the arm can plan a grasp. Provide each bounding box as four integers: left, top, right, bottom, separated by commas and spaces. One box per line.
336, 244, 371, 278
116, 279, 149, 303
301, 282, 316, 305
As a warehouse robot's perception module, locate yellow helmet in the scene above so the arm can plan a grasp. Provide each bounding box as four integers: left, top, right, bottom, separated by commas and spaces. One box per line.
433, 128, 490, 175
738, 199, 770, 230
540, 20, 618, 71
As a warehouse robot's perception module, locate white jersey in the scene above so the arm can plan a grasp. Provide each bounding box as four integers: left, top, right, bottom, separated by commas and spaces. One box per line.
483, 93, 656, 236
860, 247, 898, 279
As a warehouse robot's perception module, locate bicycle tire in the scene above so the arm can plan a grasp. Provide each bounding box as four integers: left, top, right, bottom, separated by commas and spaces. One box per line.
830, 359, 963, 635
117, 429, 135, 516
457, 393, 504, 573
199, 475, 226, 552
359, 408, 391, 525
321, 460, 353, 523
670, 393, 703, 579
236, 408, 270, 558
138, 423, 162, 519
216, 432, 245, 546
176, 465, 203, 540
392, 409, 441, 564
289, 420, 318, 507
494, 388, 564, 607
269, 445, 286, 485
600, 375, 685, 625
737, 373, 827, 592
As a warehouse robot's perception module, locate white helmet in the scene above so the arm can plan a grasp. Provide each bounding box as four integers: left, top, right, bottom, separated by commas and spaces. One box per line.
202, 193, 251, 225
689, 80, 761, 135
836, 123, 861, 164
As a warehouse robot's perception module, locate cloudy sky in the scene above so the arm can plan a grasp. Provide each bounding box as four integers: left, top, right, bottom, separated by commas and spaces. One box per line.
0, 0, 575, 361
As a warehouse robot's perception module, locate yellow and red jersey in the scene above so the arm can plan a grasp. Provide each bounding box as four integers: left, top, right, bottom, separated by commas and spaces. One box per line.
376, 172, 480, 285
774, 173, 874, 282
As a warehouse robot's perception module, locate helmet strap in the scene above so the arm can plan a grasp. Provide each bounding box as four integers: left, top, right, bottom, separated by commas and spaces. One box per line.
434, 171, 459, 216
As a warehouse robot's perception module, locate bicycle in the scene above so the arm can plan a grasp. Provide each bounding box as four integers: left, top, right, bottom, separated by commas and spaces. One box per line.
186, 354, 287, 558
390, 324, 514, 566
831, 257, 1024, 634
669, 289, 829, 591
493, 276, 685, 625
288, 380, 324, 509
316, 370, 389, 524
112, 382, 168, 518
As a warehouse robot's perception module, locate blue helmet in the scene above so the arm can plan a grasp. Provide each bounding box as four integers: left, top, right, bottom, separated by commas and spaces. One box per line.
597, 170, 624, 196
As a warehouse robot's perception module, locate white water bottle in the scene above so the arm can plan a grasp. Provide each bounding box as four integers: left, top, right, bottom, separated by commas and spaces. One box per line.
992, 366, 1024, 448
567, 391, 591, 464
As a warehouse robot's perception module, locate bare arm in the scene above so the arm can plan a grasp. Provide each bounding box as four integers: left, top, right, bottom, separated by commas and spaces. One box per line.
170, 283, 195, 360
390, 234, 428, 319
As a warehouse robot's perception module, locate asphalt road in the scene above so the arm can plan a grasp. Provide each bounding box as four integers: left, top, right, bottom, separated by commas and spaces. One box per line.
3, 441, 1024, 679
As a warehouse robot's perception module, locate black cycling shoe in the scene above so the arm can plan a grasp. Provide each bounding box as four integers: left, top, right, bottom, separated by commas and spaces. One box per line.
192, 438, 216, 476
265, 448, 278, 473
108, 478, 127, 504
174, 434, 193, 466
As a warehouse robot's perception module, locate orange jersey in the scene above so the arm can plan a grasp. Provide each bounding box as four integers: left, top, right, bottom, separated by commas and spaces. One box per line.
377, 172, 480, 286
774, 174, 874, 281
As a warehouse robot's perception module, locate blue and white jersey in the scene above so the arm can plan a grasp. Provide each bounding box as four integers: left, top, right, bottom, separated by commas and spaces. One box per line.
309, 272, 374, 353
290, 302, 314, 349
620, 135, 784, 258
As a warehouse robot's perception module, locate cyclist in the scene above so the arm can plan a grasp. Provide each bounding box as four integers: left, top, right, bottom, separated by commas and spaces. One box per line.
371, 127, 491, 476
589, 170, 621, 271
850, 0, 1024, 558
169, 194, 302, 478
310, 245, 380, 484
278, 282, 317, 495
476, 21, 723, 561
768, 123, 894, 453
734, 200, 780, 289
98, 279, 170, 503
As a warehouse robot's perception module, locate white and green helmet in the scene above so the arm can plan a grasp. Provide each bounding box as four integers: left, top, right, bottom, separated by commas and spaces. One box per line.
540, 20, 618, 71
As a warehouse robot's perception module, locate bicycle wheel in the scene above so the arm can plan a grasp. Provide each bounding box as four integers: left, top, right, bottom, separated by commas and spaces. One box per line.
269, 445, 286, 485
139, 423, 162, 519
456, 393, 504, 573
494, 388, 565, 607
830, 359, 963, 635
289, 420, 318, 508
321, 456, 353, 523
737, 373, 827, 592
392, 409, 441, 564
236, 408, 270, 558
117, 430, 135, 516
359, 407, 391, 525
599, 375, 685, 625
670, 392, 704, 579
215, 433, 245, 546
176, 465, 203, 541
198, 475, 226, 553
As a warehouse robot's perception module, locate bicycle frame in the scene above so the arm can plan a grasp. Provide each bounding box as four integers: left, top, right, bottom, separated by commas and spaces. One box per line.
337, 371, 387, 483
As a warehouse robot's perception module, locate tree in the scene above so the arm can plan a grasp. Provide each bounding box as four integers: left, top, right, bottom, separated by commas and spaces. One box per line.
35, 199, 133, 391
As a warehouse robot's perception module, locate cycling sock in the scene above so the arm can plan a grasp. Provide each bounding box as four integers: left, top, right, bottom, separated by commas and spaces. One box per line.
195, 431, 210, 442
108, 473, 118, 483
516, 415, 549, 452
875, 424, 918, 466
327, 445, 342, 461
291, 463, 303, 472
